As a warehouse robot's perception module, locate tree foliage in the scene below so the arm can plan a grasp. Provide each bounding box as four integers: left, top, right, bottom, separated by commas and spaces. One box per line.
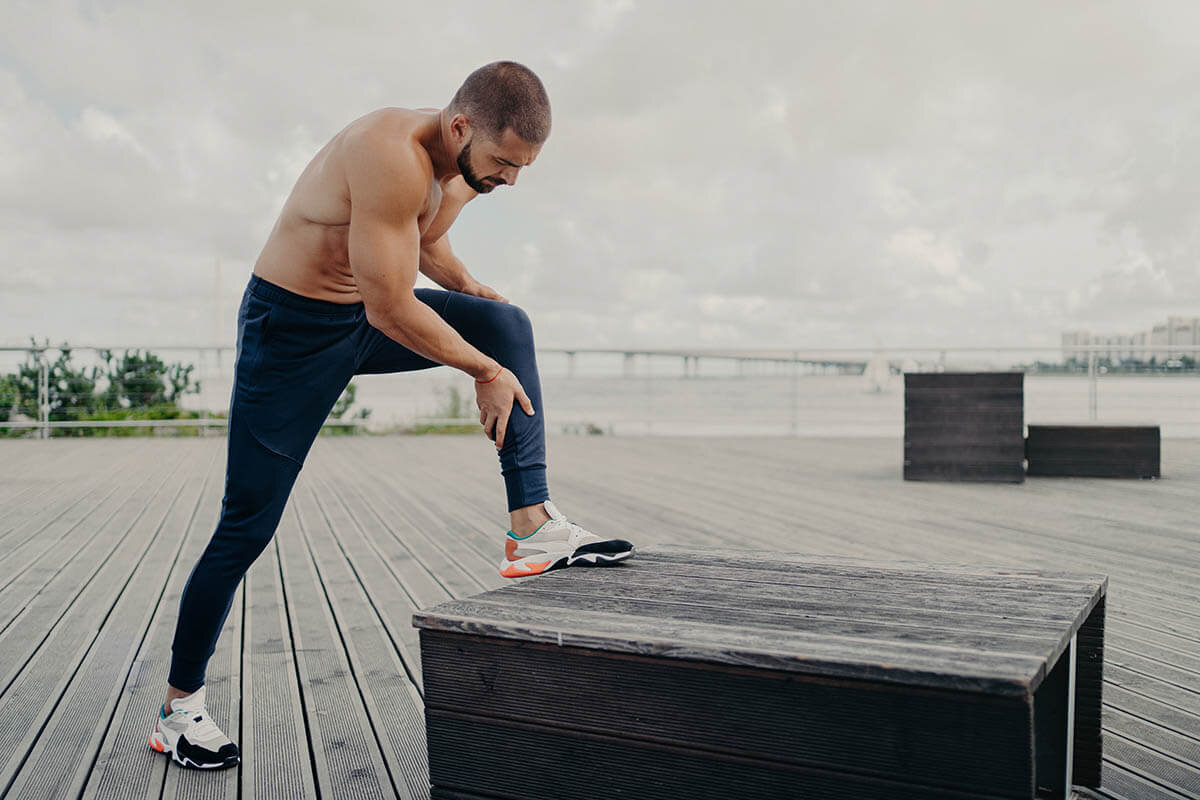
98, 348, 197, 409
2, 343, 374, 438
1, 342, 202, 436
323, 381, 371, 436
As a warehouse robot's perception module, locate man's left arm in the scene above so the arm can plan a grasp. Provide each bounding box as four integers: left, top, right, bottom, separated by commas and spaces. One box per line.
420, 235, 508, 302
419, 177, 509, 303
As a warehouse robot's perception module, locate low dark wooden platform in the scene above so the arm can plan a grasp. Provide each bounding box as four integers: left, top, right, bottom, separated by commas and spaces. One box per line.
1027, 425, 1161, 479
1, 436, 1198, 799
415, 547, 1106, 799
904, 372, 1026, 483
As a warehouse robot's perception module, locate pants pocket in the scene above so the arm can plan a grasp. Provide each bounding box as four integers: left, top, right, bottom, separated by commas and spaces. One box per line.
235, 293, 274, 391
234, 302, 357, 465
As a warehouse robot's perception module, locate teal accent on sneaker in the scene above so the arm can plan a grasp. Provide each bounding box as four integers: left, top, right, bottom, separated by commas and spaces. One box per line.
506, 520, 550, 540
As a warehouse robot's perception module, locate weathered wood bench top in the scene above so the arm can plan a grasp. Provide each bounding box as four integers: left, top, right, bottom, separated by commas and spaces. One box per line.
413, 546, 1107, 697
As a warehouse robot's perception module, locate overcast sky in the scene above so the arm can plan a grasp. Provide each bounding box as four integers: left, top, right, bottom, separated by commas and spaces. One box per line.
2, 0, 1197, 351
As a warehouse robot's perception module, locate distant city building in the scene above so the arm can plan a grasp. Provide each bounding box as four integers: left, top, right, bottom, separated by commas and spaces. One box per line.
1150, 322, 1170, 361
1061, 331, 1091, 362
1062, 317, 1199, 363
1167, 316, 1198, 361
1132, 330, 1149, 357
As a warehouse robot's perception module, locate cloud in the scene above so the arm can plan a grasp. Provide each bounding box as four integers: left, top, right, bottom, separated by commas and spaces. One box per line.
0, 0, 1198, 352
888, 228, 962, 278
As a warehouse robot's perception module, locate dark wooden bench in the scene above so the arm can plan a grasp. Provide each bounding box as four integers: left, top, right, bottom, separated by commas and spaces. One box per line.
413, 546, 1106, 799
905, 372, 1026, 482
1027, 424, 1160, 478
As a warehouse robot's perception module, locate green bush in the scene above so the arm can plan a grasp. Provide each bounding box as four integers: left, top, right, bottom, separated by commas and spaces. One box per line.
1, 342, 202, 437
1, 343, 376, 438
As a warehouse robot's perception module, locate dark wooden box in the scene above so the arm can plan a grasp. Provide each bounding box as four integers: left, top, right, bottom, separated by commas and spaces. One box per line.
1026, 424, 1160, 479
905, 372, 1026, 483
413, 547, 1106, 799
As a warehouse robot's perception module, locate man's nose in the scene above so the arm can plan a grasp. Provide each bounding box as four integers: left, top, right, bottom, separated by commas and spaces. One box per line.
503, 166, 519, 186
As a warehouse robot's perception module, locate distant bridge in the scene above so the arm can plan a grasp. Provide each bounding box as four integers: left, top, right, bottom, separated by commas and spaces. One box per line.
539, 348, 886, 378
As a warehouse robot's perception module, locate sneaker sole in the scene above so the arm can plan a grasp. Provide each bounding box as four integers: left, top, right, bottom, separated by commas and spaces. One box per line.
565, 549, 634, 567
500, 545, 634, 578
149, 730, 240, 770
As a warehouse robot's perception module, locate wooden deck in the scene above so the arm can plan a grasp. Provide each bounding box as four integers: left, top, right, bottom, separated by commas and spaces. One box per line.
0, 435, 1197, 799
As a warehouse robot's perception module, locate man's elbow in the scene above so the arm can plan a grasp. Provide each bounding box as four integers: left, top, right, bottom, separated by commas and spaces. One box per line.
364, 294, 420, 334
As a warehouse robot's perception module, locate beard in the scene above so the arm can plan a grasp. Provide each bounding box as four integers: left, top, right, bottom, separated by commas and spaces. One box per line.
457, 139, 496, 194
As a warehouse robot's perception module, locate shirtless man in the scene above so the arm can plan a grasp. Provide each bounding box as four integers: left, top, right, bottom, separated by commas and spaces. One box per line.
148, 61, 635, 770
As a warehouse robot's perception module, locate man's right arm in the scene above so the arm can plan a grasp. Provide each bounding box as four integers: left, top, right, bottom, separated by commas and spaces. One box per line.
345, 128, 499, 380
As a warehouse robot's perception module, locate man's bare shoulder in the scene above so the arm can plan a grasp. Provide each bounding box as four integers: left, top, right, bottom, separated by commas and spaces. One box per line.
341, 108, 435, 200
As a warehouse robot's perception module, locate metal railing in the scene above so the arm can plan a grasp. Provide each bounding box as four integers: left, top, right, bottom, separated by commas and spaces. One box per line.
2, 344, 1197, 438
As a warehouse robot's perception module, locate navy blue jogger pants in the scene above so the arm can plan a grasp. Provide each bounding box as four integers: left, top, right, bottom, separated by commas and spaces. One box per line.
168, 275, 548, 692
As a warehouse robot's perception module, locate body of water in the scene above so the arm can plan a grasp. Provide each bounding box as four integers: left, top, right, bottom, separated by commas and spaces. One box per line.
334, 370, 1199, 438
7, 344, 1192, 436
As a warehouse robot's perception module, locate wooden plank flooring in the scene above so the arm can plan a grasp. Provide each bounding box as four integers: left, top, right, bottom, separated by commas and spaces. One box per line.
0, 435, 1197, 799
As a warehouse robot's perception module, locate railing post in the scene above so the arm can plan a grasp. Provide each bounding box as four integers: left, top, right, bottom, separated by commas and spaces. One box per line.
1087, 349, 1098, 420
199, 348, 208, 437
645, 355, 653, 435
38, 350, 49, 440
789, 351, 799, 436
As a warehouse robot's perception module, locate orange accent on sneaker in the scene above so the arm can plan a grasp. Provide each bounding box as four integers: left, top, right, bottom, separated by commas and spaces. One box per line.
499, 558, 553, 578
505, 538, 520, 560
149, 734, 165, 753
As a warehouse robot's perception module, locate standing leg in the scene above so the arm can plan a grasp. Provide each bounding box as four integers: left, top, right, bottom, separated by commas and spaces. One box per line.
167, 406, 302, 693
154, 278, 356, 769
169, 283, 355, 694
150, 404, 310, 770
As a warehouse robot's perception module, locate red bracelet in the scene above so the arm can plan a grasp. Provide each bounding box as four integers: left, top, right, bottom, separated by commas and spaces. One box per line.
476, 366, 503, 384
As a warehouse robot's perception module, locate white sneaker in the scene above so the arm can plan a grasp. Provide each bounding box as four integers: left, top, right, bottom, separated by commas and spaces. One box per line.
499, 500, 634, 578
148, 686, 240, 769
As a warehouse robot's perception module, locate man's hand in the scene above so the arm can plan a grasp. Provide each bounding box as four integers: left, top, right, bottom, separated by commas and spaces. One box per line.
476, 367, 534, 449
461, 278, 509, 304
419, 237, 509, 303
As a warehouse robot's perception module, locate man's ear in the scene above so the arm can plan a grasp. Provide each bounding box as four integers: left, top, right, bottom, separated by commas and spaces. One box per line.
449, 113, 472, 145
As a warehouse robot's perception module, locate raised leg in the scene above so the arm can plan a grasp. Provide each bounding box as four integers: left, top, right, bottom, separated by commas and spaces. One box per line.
355, 289, 548, 511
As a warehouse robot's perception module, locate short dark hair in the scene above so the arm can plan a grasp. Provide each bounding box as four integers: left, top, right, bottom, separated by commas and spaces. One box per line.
449, 61, 551, 144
